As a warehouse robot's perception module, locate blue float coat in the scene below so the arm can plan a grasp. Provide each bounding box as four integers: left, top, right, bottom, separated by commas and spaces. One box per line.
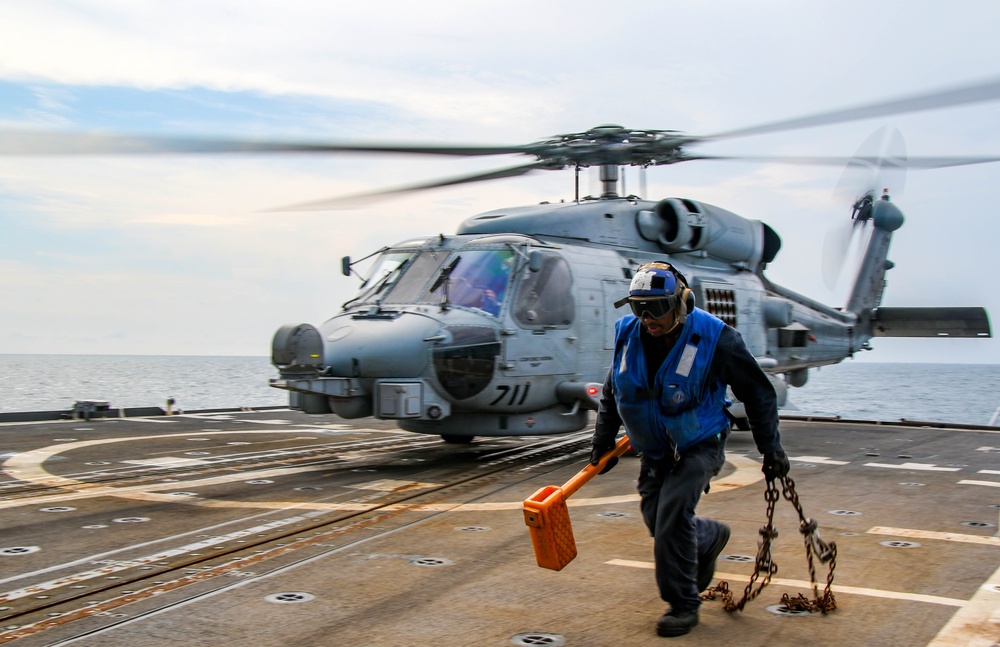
594, 308, 782, 458
611, 309, 728, 459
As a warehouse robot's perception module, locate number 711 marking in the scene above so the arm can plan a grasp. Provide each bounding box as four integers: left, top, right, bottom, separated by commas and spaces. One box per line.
490, 383, 530, 406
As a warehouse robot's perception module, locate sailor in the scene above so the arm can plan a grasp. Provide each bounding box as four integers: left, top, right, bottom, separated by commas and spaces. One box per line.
590, 261, 790, 638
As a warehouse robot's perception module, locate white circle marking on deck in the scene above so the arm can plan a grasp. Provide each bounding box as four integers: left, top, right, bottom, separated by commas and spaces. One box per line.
0, 432, 763, 512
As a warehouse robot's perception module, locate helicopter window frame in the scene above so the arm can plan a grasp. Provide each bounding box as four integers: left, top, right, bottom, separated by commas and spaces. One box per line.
348, 249, 445, 307
347, 250, 417, 306
378, 251, 448, 304
511, 252, 575, 329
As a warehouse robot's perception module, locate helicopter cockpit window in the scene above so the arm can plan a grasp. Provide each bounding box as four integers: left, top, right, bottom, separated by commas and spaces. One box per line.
380, 252, 447, 303
351, 250, 446, 306
425, 249, 515, 316
512, 253, 574, 327
350, 251, 415, 305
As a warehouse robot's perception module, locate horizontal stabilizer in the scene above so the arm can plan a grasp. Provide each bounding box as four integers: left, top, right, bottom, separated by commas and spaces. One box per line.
871, 307, 992, 338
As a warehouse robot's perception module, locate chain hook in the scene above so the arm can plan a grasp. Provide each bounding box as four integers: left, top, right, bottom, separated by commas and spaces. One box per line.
800, 517, 836, 564
757, 524, 779, 573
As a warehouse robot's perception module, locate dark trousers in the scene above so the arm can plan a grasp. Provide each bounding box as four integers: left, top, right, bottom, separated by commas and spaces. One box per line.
637, 433, 727, 612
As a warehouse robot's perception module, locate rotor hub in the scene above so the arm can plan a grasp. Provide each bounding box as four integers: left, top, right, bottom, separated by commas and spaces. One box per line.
526, 125, 689, 168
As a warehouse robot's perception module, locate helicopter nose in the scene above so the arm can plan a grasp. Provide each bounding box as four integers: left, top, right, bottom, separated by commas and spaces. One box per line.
322, 313, 442, 377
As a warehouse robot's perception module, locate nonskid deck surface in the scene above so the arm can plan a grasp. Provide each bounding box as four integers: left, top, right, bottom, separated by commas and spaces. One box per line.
0, 410, 997, 646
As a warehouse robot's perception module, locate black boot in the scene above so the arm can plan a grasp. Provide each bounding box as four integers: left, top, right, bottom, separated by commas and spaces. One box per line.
656, 609, 699, 637
697, 522, 731, 592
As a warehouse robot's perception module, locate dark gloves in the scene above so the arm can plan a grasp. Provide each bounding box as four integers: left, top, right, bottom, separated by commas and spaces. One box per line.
762, 450, 790, 481
590, 443, 619, 475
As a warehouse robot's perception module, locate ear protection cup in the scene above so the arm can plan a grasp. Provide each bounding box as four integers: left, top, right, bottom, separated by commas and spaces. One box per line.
675, 287, 690, 321
670, 276, 694, 326
682, 287, 695, 312
667, 272, 692, 318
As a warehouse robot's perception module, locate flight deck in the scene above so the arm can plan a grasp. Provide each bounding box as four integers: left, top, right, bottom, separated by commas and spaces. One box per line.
0, 410, 997, 646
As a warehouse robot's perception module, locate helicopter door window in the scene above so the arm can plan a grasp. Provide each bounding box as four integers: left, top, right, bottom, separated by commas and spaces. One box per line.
425, 249, 514, 316
512, 253, 574, 327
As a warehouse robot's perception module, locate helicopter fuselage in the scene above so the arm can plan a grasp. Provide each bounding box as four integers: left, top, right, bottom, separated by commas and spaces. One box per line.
270, 194, 925, 439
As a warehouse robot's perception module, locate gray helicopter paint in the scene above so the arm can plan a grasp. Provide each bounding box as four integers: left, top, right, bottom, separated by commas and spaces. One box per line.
271, 190, 989, 438
320, 311, 441, 378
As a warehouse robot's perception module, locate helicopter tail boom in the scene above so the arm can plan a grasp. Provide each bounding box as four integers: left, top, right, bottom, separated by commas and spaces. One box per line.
843, 192, 904, 317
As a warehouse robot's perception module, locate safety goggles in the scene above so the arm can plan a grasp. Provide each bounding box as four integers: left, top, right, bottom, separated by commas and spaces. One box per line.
628, 296, 677, 320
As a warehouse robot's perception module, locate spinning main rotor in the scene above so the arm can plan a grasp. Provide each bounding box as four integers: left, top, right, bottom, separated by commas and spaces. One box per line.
2, 76, 1000, 208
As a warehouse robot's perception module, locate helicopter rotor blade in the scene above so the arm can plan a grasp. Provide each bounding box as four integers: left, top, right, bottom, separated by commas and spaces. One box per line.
4, 76, 1000, 205
267, 161, 549, 211
0, 130, 530, 158
833, 126, 907, 202
822, 218, 858, 290
696, 75, 1000, 143
682, 153, 1000, 169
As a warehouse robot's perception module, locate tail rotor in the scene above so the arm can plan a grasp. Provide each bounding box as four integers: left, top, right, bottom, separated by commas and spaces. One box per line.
822, 127, 906, 289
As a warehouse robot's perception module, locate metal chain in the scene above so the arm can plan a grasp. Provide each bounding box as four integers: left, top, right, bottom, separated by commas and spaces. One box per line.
703, 474, 837, 614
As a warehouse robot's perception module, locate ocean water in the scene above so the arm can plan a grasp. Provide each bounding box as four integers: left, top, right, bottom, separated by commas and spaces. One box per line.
782, 362, 1000, 426
0, 354, 998, 426
0, 354, 286, 414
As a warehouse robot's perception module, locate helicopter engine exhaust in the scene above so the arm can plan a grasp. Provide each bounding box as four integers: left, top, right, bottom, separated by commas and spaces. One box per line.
637, 199, 781, 270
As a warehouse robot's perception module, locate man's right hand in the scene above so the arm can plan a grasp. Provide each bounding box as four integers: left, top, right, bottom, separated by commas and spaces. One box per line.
590, 443, 619, 475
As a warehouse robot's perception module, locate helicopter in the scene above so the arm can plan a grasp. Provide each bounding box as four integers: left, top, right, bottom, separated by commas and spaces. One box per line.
2, 79, 997, 441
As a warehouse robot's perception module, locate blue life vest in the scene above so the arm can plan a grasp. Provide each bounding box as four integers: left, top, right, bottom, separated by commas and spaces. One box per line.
611, 308, 729, 459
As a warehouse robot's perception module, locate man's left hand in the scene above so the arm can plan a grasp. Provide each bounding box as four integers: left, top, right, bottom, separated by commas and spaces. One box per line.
762, 450, 790, 481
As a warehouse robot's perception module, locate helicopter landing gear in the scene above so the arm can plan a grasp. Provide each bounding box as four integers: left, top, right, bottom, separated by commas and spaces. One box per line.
441, 434, 475, 444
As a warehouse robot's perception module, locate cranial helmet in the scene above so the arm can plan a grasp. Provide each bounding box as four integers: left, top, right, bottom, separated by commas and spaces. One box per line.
628, 262, 678, 299
613, 262, 693, 320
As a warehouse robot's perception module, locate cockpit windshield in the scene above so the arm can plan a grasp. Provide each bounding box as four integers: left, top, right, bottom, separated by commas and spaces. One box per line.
349, 247, 515, 317
348, 251, 418, 305
426, 249, 514, 316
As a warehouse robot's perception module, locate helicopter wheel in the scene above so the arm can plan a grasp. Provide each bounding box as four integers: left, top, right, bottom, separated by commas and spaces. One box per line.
441, 434, 475, 444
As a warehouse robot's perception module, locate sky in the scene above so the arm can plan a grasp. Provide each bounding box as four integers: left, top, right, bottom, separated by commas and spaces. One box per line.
0, 0, 998, 363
